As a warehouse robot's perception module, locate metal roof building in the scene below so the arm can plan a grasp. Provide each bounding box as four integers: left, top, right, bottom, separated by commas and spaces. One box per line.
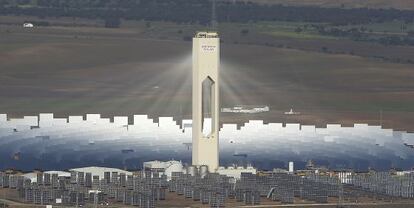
23, 171, 70, 183
69, 167, 132, 179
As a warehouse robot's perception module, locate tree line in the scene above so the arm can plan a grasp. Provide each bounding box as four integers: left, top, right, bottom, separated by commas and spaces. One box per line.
310, 25, 414, 46
1, 0, 414, 25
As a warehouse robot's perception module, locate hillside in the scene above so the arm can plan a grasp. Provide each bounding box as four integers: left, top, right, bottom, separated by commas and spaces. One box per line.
237, 0, 414, 10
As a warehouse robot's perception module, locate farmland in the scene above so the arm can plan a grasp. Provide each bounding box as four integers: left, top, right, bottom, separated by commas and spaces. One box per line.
236, 0, 414, 10
1, 17, 414, 131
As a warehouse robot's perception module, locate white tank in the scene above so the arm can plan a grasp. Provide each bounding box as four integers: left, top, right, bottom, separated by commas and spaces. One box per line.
199, 165, 209, 178
165, 163, 184, 180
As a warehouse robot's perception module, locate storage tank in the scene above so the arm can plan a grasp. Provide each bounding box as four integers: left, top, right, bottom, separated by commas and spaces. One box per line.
165, 162, 184, 180
186, 166, 198, 176
199, 165, 209, 178
289, 161, 294, 173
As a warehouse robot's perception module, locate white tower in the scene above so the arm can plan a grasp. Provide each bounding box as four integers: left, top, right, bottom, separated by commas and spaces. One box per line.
289, 161, 294, 173
192, 32, 220, 171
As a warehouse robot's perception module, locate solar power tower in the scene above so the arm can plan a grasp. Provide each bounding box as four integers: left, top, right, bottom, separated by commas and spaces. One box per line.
192, 32, 220, 172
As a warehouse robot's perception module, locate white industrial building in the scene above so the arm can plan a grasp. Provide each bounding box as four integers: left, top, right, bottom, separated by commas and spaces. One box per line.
143, 160, 184, 180
22, 168, 132, 183
216, 166, 257, 179
69, 167, 132, 179
23, 171, 70, 183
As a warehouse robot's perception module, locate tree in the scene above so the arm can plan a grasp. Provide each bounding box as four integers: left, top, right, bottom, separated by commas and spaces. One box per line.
104, 17, 121, 28
240, 29, 249, 36
183, 36, 192, 41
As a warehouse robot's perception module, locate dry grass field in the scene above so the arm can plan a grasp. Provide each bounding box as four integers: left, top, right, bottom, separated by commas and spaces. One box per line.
235, 0, 414, 10
0, 21, 414, 131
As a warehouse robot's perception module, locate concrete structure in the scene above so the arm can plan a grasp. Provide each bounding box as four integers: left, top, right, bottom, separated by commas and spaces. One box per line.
192, 32, 220, 171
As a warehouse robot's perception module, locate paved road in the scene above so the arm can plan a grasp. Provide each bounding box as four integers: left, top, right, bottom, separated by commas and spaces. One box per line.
0, 198, 22, 205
